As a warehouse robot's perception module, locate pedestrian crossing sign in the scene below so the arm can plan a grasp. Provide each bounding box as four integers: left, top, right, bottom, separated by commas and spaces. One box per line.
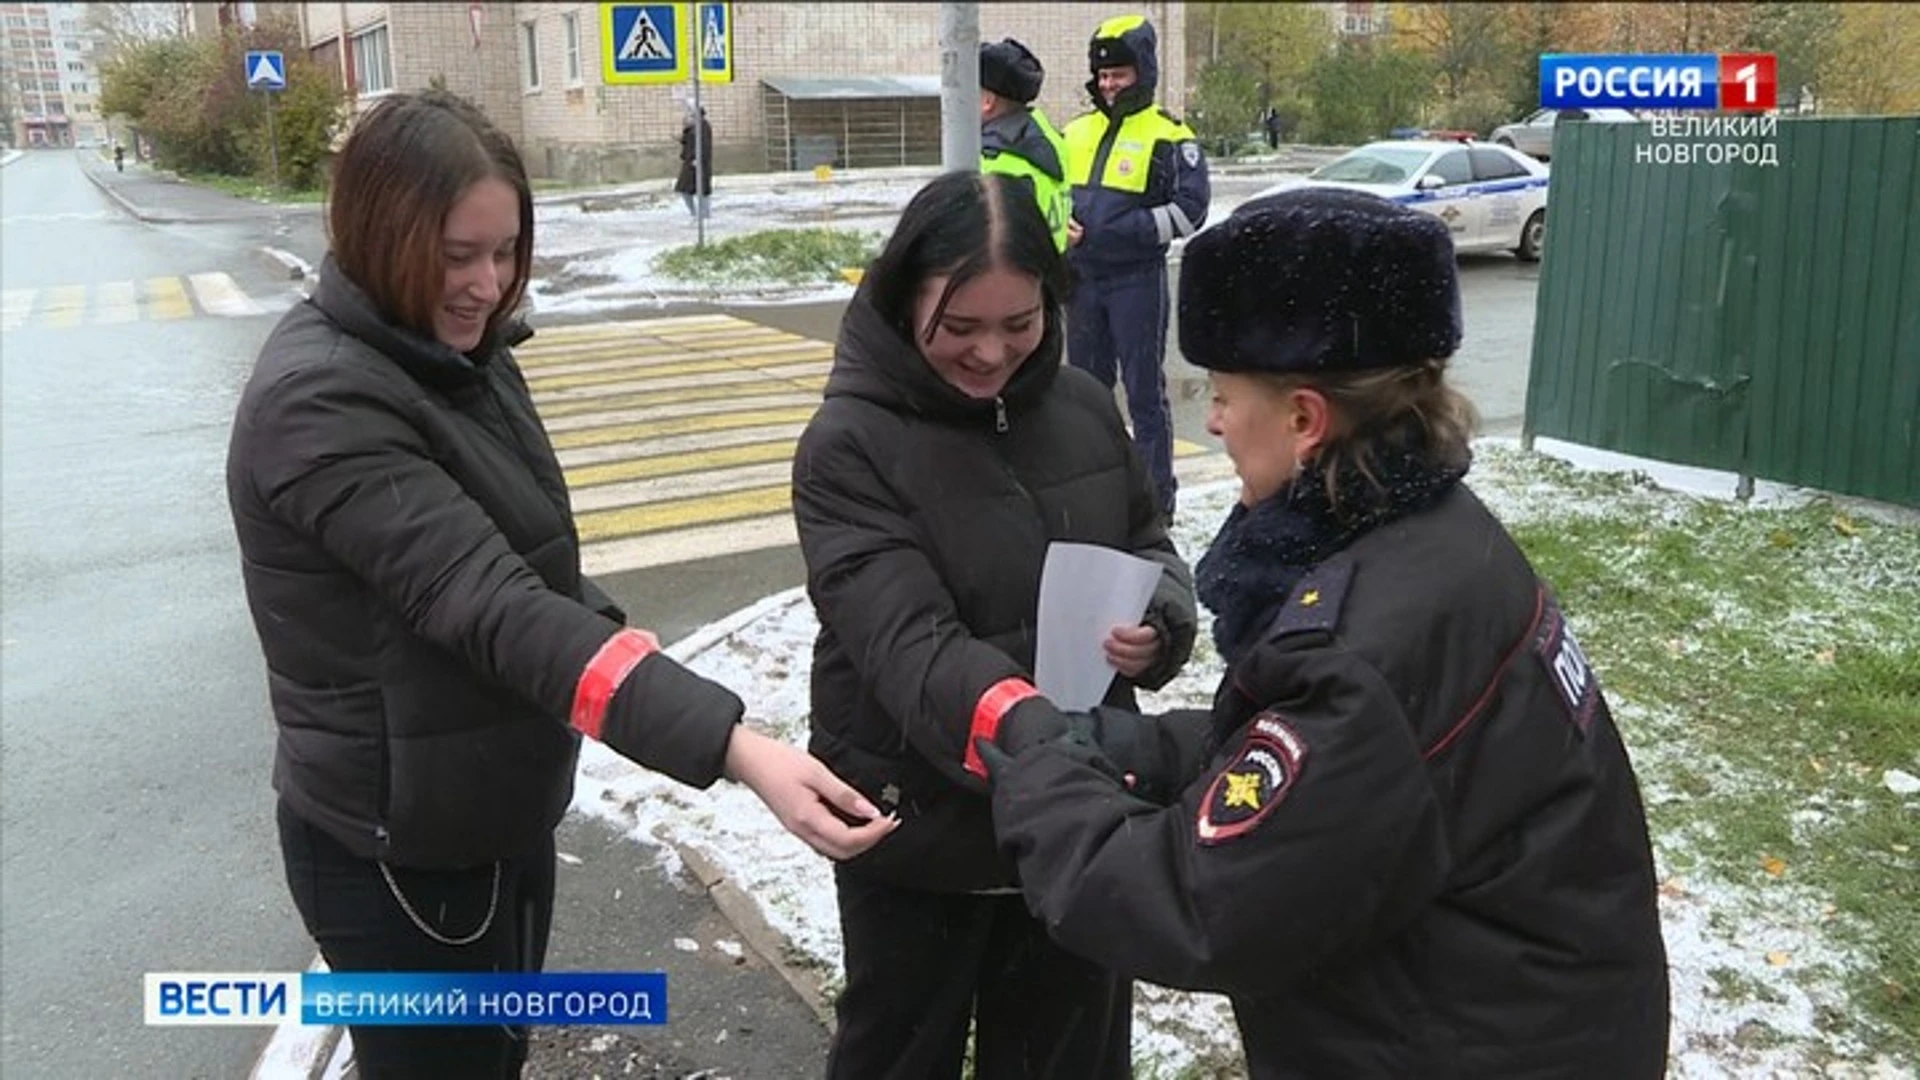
697, 3, 732, 84
603, 3, 687, 84
244, 50, 286, 91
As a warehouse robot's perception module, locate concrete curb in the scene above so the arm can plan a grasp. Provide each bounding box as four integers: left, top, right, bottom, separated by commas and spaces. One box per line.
0, 148, 22, 168
261, 246, 317, 287
79, 161, 172, 223
672, 841, 837, 1030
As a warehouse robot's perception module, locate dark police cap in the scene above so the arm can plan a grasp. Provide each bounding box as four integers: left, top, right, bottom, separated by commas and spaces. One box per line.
980, 39, 1044, 104
1179, 188, 1463, 376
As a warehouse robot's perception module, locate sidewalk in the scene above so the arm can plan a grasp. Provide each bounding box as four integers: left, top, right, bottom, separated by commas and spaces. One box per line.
75, 149, 303, 224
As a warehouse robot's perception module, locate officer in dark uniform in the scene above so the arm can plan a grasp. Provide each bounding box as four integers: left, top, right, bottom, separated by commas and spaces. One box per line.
968, 189, 1673, 1078
1063, 14, 1209, 521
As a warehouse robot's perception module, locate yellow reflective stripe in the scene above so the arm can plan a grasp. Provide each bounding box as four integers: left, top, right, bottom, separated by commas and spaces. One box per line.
1068, 110, 1193, 194
1095, 14, 1145, 38
1064, 114, 1105, 185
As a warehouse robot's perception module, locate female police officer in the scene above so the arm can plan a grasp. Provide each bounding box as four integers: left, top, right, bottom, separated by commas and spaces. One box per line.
970, 188, 1672, 1078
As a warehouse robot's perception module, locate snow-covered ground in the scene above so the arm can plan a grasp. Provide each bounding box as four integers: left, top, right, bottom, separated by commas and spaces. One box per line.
570, 437, 1918, 1079
526, 170, 1283, 316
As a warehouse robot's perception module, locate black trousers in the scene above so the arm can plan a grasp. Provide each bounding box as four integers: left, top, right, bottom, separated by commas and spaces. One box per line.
277, 801, 556, 1079
826, 866, 1132, 1080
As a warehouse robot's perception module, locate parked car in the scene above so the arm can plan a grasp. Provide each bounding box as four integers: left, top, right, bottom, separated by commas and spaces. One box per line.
1488, 107, 1640, 161
1246, 139, 1550, 261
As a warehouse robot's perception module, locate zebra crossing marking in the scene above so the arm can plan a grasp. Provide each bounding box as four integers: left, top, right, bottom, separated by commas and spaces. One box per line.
0, 273, 275, 331
520, 314, 1227, 574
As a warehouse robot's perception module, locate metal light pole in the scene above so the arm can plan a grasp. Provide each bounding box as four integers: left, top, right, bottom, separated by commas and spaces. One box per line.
938, 2, 980, 171
691, 5, 706, 247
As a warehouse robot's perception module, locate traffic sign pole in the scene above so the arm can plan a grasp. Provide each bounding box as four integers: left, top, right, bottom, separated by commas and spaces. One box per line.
264, 90, 281, 191
691, 5, 706, 247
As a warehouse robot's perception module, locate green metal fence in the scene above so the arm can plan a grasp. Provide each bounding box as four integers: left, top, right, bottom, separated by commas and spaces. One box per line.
1523, 116, 1919, 507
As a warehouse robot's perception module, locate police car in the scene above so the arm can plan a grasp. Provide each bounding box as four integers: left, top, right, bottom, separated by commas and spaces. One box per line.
1249, 140, 1550, 261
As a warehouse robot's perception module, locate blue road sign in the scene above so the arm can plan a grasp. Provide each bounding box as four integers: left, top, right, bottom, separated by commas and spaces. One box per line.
245, 50, 286, 91
697, 3, 732, 82
605, 4, 684, 84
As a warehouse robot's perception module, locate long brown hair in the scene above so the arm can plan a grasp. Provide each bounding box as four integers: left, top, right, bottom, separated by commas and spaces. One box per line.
326, 89, 533, 344
1263, 361, 1478, 517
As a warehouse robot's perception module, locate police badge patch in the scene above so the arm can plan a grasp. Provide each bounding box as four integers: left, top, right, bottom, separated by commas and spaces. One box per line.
1182, 142, 1200, 167
1196, 711, 1307, 845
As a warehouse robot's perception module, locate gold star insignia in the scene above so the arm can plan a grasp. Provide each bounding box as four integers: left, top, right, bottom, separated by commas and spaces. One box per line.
1300, 589, 1320, 607
1223, 771, 1263, 810
880, 783, 901, 806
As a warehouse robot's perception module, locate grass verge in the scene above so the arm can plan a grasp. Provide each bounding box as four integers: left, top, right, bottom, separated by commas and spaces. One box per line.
654, 228, 881, 287
1472, 444, 1920, 1066
182, 171, 326, 204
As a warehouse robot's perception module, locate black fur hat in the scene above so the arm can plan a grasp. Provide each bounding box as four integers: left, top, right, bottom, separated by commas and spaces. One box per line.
1179, 188, 1463, 375
980, 39, 1044, 104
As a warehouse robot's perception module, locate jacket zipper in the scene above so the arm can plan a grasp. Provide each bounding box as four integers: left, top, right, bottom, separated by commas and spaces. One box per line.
992, 395, 1046, 525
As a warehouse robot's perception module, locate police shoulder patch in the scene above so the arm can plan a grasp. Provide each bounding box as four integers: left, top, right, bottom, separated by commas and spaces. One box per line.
1181, 142, 1201, 167
1196, 711, 1307, 845
1532, 593, 1601, 735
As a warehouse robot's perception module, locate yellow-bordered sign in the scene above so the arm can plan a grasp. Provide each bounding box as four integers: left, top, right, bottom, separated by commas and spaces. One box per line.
600, 3, 730, 86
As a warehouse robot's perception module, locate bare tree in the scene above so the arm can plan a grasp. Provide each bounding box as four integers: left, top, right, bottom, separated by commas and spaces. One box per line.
85, 2, 185, 60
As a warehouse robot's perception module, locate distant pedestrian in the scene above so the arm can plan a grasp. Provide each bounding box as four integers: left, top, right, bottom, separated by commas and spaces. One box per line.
676, 105, 713, 219
226, 89, 892, 1079
1263, 106, 1283, 150
113, 143, 125, 172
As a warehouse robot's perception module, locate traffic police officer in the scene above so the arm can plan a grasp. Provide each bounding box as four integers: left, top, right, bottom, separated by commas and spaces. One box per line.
1064, 14, 1209, 520
979, 38, 1071, 253
971, 189, 1672, 1078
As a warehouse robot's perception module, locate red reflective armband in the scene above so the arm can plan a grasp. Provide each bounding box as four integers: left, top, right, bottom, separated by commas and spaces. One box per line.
570, 629, 659, 740
963, 677, 1040, 778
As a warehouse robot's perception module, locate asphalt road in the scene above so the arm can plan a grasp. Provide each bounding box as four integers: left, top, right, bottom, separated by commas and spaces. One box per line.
1, 148, 312, 1078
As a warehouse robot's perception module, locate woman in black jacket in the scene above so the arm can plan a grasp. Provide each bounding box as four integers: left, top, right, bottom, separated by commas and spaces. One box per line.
977, 189, 1672, 1078
226, 90, 892, 1078
791, 171, 1199, 1079
675, 105, 713, 219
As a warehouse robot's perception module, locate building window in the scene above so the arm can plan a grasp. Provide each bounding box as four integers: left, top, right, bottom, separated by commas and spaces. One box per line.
351, 25, 392, 95
562, 12, 580, 85
521, 20, 540, 90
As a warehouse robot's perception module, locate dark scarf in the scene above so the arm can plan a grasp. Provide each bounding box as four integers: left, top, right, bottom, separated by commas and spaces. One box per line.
1196, 441, 1469, 665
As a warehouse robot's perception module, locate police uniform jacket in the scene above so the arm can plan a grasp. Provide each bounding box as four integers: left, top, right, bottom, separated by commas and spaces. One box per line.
228, 257, 745, 870
991, 486, 1672, 1077
981, 106, 1072, 253
1064, 18, 1210, 278
792, 285, 1197, 894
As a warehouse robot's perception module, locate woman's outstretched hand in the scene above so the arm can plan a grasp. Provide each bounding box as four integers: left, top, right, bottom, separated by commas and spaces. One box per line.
724, 726, 899, 860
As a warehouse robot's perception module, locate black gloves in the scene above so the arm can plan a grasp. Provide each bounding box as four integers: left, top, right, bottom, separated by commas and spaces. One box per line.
975, 698, 1214, 806
974, 697, 1071, 780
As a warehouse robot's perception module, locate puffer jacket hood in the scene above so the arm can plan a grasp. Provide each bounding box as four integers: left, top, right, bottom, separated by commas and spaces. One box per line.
1085, 15, 1159, 118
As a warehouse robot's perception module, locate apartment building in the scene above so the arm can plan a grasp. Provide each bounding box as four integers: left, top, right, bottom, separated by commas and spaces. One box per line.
1, 1, 105, 147
182, 1, 304, 37
298, 2, 1186, 183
